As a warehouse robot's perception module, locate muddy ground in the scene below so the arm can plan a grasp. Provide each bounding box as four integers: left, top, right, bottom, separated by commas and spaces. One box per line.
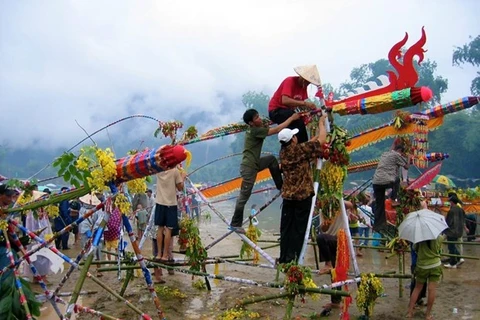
36, 217, 480, 320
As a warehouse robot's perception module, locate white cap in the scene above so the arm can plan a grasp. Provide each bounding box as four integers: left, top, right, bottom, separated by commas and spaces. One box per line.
278, 128, 299, 143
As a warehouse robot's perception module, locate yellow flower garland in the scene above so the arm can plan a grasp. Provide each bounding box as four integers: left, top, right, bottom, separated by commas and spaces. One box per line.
114, 194, 131, 215
356, 273, 384, 316
240, 222, 261, 263
126, 178, 147, 195
75, 147, 117, 192
45, 205, 59, 218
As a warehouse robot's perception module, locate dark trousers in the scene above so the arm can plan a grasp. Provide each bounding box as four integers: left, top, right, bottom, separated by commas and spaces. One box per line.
279, 197, 312, 264
55, 231, 69, 249
447, 236, 460, 265
316, 233, 341, 304
269, 108, 309, 143
372, 178, 400, 231
466, 215, 477, 241
230, 155, 283, 227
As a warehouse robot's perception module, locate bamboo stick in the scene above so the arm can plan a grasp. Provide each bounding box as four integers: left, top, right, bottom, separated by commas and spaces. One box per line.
8, 231, 64, 317
120, 269, 134, 297
65, 212, 110, 319
399, 252, 404, 298
311, 226, 320, 270
371, 273, 412, 279
54, 238, 91, 296
73, 304, 122, 320
121, 215, 166, 319
237, 292, 291, 306
354, 245, 390, 250
441, 253, 479, 260
4, 233, 32, 319
443, 241, 480, 245
351, 236, 388, 241
85, 271, 147, 316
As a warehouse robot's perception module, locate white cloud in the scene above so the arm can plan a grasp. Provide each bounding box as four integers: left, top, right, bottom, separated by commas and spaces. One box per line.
1, 0, 479, 150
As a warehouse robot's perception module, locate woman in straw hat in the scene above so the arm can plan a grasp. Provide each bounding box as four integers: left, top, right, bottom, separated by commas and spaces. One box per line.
268, 65, 321, 143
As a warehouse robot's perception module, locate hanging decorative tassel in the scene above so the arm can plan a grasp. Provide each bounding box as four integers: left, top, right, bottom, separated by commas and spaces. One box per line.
411, 114, 430, 168
334, 229, 351, 320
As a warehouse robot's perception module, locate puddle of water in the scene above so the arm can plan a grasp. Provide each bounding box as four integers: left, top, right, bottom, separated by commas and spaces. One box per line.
184, 286, 224, 319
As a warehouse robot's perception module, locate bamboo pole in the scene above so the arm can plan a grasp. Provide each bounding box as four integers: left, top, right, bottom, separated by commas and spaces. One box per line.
441, 253, 479, 260
4, 233, 32, 319
121, 215, 166, 319
354, 245, 389, 250
351, 236, 388, 241
147, 260, 284, 288
85, 271, 147, 316
73, 304, 122, 320
55, 238, 92, 296
188, 177, 277, 266
371, 273, 412, 279
238, 292, 291, 306
311, 226, 320, 270
443, 241, 480, 245
65, 212, 110, 319
8, 231, 64, 317
120, 269, 134, 297
398, 252, 404, 298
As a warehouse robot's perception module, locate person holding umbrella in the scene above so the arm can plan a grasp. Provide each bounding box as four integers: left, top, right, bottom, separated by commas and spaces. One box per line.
399, 209, 448, 320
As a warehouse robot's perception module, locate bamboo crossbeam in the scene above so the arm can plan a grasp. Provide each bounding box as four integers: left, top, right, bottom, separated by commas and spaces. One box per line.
238, 293, 291, 306
441, 253, 479, 260
73, 304, 122, 320
443, 241, 480, 245
351, 236, 388, 241
146, 260, 283, 288
85, 271, 147, 317
4, 234, 32, 319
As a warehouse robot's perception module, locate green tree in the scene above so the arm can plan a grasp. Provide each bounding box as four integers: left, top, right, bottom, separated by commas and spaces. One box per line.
453, 35, 480, 95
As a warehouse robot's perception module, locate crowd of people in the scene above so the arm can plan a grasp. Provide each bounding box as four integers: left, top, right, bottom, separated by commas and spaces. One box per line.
0, 165, 200, 285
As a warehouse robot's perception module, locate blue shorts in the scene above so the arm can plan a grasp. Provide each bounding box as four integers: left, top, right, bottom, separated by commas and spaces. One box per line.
154, 204, 179, 229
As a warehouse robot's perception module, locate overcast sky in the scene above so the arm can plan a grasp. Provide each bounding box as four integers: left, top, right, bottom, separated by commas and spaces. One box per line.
1, 0, 479, 151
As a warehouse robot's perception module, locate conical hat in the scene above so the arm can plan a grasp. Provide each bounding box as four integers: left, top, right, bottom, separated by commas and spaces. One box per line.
79, 193, 101, 206
294, 65, 321, 86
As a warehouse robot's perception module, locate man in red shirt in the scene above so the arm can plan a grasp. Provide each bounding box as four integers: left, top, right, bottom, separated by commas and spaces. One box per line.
268, 65, 320, 143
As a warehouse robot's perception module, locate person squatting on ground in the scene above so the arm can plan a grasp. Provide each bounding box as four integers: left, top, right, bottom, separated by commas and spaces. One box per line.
443, 193, 467, 268
406, 235, 443, 320
277, 111, 327, 263
372, 144, 410, 232
154, 167, 185, 262
229, 108, 300, 233
268, 65, 321, 143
